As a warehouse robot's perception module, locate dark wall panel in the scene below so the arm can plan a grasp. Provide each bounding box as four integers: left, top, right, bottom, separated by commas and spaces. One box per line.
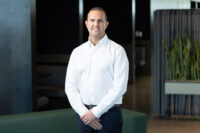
36, 0, 79, 54
0, 0, 32, 115
136, 0, 150, 40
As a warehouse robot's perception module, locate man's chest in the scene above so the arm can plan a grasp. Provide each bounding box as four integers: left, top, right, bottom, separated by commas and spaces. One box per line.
75, 48, 114, 74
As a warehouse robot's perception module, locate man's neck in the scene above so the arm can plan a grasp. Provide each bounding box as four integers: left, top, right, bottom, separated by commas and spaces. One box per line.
89, 34, 105, 46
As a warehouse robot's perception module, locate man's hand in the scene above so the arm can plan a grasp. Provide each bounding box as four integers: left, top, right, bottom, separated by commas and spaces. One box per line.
88, 119, 102, 130
81, 109, 102, 130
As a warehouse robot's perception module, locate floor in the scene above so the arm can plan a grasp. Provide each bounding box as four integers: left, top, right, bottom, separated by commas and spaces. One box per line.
147, 119, 200, 133
123, 76, 200, 133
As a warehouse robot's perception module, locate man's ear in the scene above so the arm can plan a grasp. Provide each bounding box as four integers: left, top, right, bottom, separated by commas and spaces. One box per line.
106, 21, 109, 27
105, 21, 109, 29
85, 20, 88, 28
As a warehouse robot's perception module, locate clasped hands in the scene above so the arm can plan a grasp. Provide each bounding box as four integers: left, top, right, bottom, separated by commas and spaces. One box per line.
81, 109, 102, 130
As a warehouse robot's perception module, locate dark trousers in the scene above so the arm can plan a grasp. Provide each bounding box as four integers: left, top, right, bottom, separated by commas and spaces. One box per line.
77, 107, 123, 133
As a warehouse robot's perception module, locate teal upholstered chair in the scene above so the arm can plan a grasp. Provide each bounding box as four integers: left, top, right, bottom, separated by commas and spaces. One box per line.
0, 108, 147, 133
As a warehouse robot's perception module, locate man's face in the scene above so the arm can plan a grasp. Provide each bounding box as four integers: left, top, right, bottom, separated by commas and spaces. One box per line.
85, 10, 109, 39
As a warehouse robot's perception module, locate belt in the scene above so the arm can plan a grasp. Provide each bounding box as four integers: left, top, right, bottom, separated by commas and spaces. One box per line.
84, 104, 121, 110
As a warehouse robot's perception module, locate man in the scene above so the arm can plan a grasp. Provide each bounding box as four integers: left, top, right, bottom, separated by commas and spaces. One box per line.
65, 7, 129, 133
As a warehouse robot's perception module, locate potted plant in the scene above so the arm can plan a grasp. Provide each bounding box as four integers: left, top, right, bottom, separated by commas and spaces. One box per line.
163, 33, 200, 95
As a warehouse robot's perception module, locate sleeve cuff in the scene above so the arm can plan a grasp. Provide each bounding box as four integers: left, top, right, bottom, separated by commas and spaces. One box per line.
92, 106, 104, 118
78, 107, 88, 117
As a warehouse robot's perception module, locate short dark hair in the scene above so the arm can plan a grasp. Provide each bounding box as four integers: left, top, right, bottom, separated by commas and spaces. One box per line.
86, 7, 108, 21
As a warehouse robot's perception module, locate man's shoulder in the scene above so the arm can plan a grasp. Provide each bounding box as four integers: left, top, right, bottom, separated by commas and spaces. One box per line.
108, 39, 125, 52
72, 42, 88, 54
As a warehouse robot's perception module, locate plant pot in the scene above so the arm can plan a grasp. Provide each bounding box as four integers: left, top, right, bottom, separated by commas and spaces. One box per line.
165, 80, 200, 95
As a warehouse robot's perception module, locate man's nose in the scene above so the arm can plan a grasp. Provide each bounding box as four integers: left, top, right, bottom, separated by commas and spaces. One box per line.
94, 21, 98, 26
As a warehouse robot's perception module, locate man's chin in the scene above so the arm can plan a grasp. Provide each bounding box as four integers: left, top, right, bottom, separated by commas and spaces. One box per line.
92, 32, 100, 35
91, 34, 100, 38
91, 33, 104, 37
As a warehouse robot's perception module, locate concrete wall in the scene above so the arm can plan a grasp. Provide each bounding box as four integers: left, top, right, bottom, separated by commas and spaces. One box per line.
0, 0, 32, 115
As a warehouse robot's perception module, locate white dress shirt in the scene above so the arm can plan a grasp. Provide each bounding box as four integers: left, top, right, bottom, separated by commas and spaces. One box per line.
65, 35, 129, 118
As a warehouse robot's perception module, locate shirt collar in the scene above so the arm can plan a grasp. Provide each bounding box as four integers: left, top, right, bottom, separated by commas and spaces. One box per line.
88, 34, 108, 48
